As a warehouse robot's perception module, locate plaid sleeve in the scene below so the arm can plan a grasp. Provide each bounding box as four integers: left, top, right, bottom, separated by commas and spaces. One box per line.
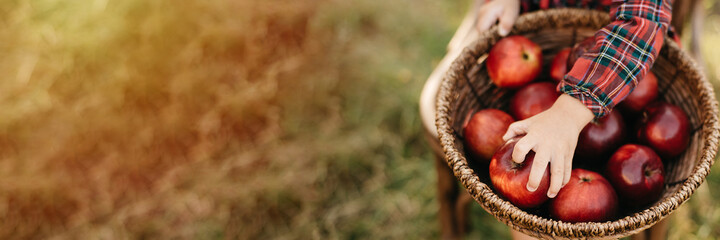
558, 0, 673, 118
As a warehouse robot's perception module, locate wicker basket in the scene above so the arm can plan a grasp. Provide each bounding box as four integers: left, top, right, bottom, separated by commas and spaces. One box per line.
435, 9, 719, 239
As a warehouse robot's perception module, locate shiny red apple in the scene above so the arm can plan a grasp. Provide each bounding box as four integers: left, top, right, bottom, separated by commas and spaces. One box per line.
574, 110, 626, 163
489, 138, 550, 209
487, 36, 543, 88
463, 109, 515, 162
619, 72, 658, 113
637, 102, 690, 158
605, 144, 665, 208
549, 169, 618, 223
550, 48, 571, 82
566, 36, 595, 70
509, 81, 560, 120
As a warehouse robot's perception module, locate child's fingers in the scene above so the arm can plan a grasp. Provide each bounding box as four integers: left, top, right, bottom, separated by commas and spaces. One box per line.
563, 150, 573, 186
526, 149, 550, 192
547, 153, 565, 198
498, 2, 519, 36
511, 136, 534, 164
476, 3, 503, 33
503, 121, 528, 141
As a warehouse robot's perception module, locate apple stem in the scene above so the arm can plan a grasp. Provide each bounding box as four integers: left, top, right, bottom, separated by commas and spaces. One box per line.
645, 168, 659, 177
511, 162, 523, 169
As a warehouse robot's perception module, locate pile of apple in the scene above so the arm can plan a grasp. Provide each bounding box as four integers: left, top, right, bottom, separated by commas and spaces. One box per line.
463, 36, 691, 223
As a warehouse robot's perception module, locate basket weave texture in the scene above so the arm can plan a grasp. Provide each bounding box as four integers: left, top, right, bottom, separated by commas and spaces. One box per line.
435, 9, 720, 239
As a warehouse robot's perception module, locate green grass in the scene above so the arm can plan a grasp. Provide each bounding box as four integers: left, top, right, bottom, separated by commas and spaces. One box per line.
0, 0, 718, 239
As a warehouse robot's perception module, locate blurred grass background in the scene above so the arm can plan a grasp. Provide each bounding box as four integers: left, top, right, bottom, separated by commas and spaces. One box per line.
0, 0, 719, 239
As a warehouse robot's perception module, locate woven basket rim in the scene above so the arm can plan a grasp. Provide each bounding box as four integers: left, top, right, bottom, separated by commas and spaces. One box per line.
435, 8, 720, 239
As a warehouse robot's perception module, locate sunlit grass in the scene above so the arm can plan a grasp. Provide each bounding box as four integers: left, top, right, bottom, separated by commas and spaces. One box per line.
0, 0, 468, 238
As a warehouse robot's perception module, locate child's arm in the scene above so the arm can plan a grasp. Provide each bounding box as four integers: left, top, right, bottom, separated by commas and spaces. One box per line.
559, 1, 673, 119
502, 0, 673, 198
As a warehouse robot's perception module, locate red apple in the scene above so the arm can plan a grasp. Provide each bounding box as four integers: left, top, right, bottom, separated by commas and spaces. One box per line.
605, 144, 665, 208
596, 0, 613, 10
539, 0, 550, 9
566, 36, 595, 70
637, 102, 690, 158
487, 36, 543, 89
619, 72, 658, 113
489, 138, 551, 209
574, 110, 626, 163
509, 81, 560, 120
549, 169, 618, 223
550, 48, 571, 82
463, 109, 515, 162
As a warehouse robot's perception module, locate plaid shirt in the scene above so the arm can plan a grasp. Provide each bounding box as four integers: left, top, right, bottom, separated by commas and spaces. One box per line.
521, 0, 673, 118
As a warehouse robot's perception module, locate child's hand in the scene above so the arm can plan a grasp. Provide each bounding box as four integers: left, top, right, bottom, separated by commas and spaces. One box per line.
502, 94, 594, 198
476, 0, 520, 36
